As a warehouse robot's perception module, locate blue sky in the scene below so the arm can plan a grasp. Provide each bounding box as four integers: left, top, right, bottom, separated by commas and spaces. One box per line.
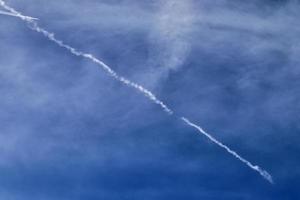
0, 0, 300, 199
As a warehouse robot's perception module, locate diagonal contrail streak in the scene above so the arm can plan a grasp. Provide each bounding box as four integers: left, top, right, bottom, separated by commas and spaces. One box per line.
181, 117, 273, 183
0, 0, 173, 115
0, 0, 273, 183
0, 10, 38, 20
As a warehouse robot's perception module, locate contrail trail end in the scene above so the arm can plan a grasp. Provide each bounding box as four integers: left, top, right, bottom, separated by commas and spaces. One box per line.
181, 117, 273, 183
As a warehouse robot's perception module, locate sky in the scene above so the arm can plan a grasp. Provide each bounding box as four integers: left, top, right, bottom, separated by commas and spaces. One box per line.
0, 0, 300, 199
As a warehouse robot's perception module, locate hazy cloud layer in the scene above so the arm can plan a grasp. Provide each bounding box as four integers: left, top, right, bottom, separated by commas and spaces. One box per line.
1, 0, 300, 199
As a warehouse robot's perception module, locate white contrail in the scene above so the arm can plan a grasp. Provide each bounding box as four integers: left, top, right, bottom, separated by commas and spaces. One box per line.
0, 0, 173, 115
181, 117, 273, 183
0, 0, 273, 183
0, 10, 38, 20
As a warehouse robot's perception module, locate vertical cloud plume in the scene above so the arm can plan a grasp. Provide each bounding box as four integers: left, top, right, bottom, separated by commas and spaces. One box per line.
0, 0, 273, 184
154, 0, 194, 71
146, 0, 194, 85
